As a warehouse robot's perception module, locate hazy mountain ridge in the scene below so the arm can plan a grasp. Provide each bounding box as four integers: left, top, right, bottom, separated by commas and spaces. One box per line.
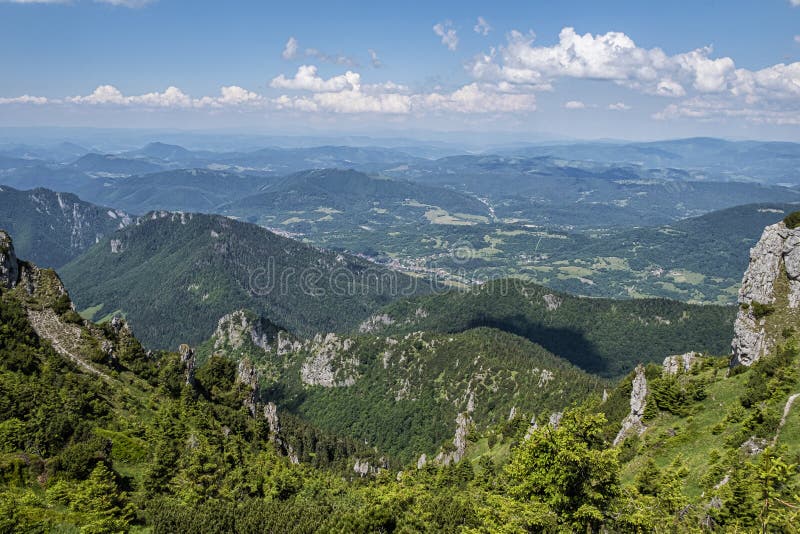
0, 185, 131, 268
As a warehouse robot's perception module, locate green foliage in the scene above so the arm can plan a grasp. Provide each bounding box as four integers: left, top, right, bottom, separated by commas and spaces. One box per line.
378, 279, 734, 377
751, 300, 776, 319
505, 409, 620, 531
783, 210, 800, 229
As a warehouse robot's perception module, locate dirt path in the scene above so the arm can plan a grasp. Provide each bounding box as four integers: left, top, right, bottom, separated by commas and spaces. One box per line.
27, 309, 113, 381
772, 393, 799, 446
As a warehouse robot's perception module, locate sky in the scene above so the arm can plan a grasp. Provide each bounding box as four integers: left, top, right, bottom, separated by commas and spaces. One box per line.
1, 0, 800, 141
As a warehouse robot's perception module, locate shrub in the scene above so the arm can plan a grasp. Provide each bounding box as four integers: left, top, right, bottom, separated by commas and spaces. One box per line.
751, 301, 775, 319
783, 211, 800, 229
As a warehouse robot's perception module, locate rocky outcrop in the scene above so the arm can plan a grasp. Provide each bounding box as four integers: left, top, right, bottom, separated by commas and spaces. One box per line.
542, 293, 563, 311
178, 344, 196, 385
213, 310, 281, 353
0, 230, 19, 289
731, 220, 800, 366
435, 412, 471, 466
236, 358, 260, 416
663, 352, 697, 375
358, 313, 395, 333
263, 402, 298, 464
300, 333, 358, 387
614, 364, 648, 446
353, 458, 387, 478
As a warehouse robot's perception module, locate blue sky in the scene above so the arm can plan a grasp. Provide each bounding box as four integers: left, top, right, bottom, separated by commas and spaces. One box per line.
1, 0, 800, 140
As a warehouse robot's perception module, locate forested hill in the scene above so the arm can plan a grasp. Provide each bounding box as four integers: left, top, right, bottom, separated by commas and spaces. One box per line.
0, 185, 131, 268
367, 279, 736, 377
59, 212, 431, 349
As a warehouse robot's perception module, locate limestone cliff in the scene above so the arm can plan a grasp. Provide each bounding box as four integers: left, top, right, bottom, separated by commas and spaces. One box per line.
613, 364, 648, 446
0, 231, 19, 289
731, 217, 800, 366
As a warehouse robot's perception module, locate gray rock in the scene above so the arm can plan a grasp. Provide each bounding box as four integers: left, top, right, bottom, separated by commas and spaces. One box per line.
731, 221, 800, 366
663, 352, 697, 375
0, 231, 19, 289
178, 344, 196, 385
614, 364, 648, 446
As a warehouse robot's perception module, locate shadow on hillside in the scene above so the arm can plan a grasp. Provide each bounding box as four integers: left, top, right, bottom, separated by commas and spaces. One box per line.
464, 314, 608, 375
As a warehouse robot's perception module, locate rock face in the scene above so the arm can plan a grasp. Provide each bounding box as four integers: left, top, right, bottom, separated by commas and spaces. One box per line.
236, 358, 260, 416
663, 352, 697, 375
731, 220, 800, 366
300, 333, 358, 387
0, 231, 20, 289
178, 344, 196, 385
214, 309, 281, 353
614, 364, 648, 446
435, 412, 472, 466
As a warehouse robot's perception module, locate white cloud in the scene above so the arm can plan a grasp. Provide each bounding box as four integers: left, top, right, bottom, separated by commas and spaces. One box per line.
608, 101, 631, 111
368, 49, 382, 68
433, 21, 458, 51
0, 94, 49, 105
795, 35, 800, 44
193, 86, 265, 108
564, 100, 585, 109
474, 16, 491, 36
67, 85, 193, 107
270, 65, 360, 92
469, 27, 743, 98
282, 37, 298, 60
415, 83, 536, 114
792, 0, 800, 6
60, 84, 264, 109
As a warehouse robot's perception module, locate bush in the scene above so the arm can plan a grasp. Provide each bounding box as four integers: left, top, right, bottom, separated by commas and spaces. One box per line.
751, 301, 775, 319
783, 211, 800, 229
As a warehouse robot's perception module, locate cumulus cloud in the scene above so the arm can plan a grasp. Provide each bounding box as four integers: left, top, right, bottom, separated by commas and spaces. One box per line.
564, 100, 585, 109
0, 94, 49, 105
467, 25, 800, 125
469, 27, 746, 98
282, 37, 299, 60
474, 16, 491, 36
270, 65, 361, 92
57, 84, 264, 109
433, 21, 458, 51
271, 64, 535, 115
608, 101, 631, 111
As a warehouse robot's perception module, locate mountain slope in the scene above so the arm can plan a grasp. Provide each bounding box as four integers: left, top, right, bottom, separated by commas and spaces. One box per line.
222, 168, 490, 231
59, 212, 431, 348
0, 185, 131, 268
203, 310, 605, 463
366, 280, 735, 377
84, 168, 269, 214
